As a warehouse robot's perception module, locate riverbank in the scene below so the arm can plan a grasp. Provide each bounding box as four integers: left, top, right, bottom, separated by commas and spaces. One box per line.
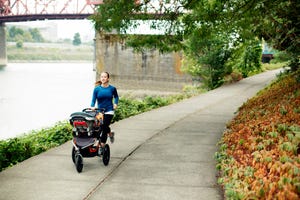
8, 60, 94, 63
7, 42, 94, 62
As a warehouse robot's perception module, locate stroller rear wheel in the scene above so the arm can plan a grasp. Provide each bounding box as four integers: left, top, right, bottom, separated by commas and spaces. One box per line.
75, 153, 83, 173
102, 144, 110, 166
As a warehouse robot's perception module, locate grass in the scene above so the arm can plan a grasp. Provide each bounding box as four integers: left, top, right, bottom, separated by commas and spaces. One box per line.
7, 43, 94, 61
262, 62, 288, 71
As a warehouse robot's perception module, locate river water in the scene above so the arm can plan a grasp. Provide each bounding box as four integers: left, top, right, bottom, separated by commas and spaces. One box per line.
0, 62, 96, 140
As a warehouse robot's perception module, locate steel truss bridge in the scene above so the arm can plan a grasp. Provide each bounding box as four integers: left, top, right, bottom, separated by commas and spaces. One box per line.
0, 0, 179, 23
0, 0, 103, 23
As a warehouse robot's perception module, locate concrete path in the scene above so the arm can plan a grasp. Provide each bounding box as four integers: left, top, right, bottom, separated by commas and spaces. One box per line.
0, 69, 282, 200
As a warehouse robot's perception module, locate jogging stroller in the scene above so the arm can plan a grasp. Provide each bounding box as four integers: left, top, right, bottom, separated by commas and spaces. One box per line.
69, 108, 110, 173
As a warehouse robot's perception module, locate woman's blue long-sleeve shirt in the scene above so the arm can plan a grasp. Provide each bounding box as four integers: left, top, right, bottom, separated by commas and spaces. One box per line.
90, 85, 119, 113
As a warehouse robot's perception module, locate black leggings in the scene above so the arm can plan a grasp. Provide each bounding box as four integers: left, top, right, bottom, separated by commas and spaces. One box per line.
99, 114, 113, 143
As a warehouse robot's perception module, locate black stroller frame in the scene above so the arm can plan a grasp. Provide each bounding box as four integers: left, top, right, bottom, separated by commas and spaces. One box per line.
69, 108, 110, 173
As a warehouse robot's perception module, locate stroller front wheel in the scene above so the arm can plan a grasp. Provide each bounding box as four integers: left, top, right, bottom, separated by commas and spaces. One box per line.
102, 144, 110, 166
75, 153, 83, 173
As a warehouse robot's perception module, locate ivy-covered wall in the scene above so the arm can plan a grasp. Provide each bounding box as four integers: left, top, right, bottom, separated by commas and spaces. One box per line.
95, 32, 192, 92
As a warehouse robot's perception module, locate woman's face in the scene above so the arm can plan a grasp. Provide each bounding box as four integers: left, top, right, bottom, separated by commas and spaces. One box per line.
100, 72, 109, 84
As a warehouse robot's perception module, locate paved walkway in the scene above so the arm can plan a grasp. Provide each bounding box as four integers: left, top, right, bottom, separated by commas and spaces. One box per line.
0, 69, 281, 200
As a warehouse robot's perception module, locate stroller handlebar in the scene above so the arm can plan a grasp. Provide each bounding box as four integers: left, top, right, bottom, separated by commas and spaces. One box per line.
82, 108, 105, 113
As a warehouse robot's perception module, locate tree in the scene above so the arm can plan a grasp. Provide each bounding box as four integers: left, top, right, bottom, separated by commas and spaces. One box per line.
235, 39, 262, 77
92, 0, 299, 56
183, 23, 233, 89
72, 33, 81, 46
90, 0, 185, 52
208, 0, 299, 70
8, 26, 24, 39
7, 26, 45, 43
29, 28, 44, 42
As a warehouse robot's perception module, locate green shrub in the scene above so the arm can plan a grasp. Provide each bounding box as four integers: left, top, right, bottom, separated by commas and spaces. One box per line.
272, 51, 293, 63
113, 94, 187, 122
0, 122, 72, 172
16, 40, 23, 48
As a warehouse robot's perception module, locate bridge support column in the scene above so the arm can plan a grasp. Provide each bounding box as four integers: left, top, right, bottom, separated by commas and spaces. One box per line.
0, 23, 7, 67
94, 31, 192, 91
94, 31, 105, 78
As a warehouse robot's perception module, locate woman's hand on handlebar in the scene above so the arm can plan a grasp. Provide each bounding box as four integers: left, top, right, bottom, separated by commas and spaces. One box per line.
90, 107, 96, 111
113, 104, 118, 110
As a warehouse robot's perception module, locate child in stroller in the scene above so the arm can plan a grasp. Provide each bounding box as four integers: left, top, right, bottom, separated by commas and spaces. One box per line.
69, 108, 110, 173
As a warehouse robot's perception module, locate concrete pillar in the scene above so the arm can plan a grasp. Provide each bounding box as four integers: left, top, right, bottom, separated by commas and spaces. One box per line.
0, 23, 7, 67
94, 31, 105, 80
94, 31, 193, 91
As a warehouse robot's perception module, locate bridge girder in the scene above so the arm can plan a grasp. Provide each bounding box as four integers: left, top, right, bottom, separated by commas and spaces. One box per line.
0, 0, 101, 22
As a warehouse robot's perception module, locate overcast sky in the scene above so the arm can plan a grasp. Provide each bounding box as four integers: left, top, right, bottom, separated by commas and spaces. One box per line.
56, 19, 95, 39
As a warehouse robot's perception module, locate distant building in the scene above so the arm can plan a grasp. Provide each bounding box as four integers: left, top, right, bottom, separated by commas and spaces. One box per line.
262, 40, 274, 63
38, 22, 58, 41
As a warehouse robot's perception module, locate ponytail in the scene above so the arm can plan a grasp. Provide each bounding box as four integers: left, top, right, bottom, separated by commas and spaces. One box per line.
95, 80, 102, 87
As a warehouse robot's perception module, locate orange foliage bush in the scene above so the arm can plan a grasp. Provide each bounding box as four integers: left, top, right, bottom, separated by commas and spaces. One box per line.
216, 70, 300, 200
